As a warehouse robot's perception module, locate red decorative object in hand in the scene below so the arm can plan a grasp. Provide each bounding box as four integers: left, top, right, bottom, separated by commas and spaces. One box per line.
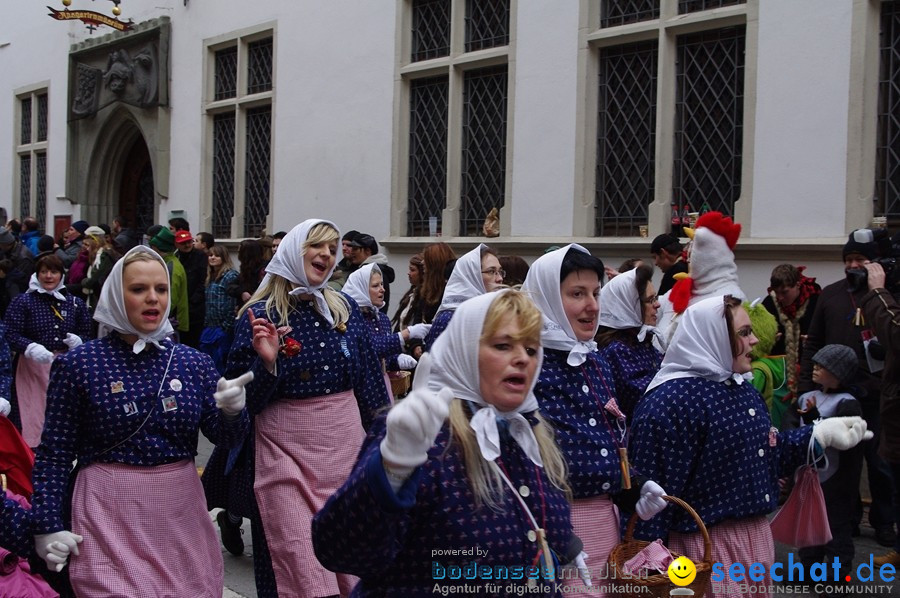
280, 337, 302, 357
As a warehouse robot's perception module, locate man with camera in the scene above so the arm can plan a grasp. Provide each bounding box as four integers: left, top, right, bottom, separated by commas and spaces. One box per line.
861, 234, 900, 566
799, 229, 897, 548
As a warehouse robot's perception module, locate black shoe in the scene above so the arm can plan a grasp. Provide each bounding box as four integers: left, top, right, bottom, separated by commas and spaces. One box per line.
875, 525, 897, 547
217, 510, 244, 556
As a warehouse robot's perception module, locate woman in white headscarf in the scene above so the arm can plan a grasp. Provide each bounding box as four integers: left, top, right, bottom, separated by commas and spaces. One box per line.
343, 264, 428, 400
29, 245, 251, 597
422, 243, 504, 351
594, 263, 663, 420
217, 219, 391, 598
4, 252, 91, 447
521, 245, 667, 598
313, 289, 578, 596
630, 295, 872, 597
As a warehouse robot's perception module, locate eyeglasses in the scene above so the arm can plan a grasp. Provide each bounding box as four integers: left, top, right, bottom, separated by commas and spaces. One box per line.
481, 268, 506, 278
641, 294, 659, 304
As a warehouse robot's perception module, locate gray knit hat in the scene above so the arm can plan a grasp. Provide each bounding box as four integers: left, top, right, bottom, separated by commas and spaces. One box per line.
812, 344, 858, 387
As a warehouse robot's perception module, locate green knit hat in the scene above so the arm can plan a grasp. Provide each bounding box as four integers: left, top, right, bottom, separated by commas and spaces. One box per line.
150, 227, 175, 253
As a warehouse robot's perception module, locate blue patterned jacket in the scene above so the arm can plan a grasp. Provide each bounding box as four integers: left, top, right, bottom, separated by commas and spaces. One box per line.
4, 290, 91, 353
31, 335, 248, 533
629, 376, 812, 540
533, 349, 629, 500
597, 340, 661, 421
313, 412, 573, 597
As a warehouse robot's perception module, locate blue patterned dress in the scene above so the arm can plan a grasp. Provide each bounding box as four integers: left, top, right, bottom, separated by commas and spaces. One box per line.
533, 349, 629, 499
202, 295, 390, 597
4, 290, 91, 435
597, 340, 661, 421
313, 412, 573, 597
629, 376, 812, 541
30, 334, 248, 535
4, 290, 91, 356
423, 309, 453, 352
0, 493, 32, 558
361, 307, 403, 370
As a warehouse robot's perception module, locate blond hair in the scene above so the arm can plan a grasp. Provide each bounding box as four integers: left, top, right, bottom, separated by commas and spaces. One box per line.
447, 291, 570, 508
239, 223, 350, 328
123, 250, 163, 268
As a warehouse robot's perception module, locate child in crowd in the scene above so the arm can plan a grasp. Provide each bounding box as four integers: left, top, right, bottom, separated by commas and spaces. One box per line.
796, 344, 865, 580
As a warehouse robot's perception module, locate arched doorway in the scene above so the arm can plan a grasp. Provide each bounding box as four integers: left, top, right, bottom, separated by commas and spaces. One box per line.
118, 137, 155, 234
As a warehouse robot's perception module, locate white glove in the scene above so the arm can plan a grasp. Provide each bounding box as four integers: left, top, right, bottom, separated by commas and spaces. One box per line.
406, 323, 432, 340
635, 480, 668, 520
214, 371, 254, 416
25, 343, 55, 364
813, 416, 873, 450
0, 397, 9, 417
63, 333, 83, 349
380, 353, 453, 472
34, 530, 83, 572
575, 551, 591, 586
396, 354, 418, 370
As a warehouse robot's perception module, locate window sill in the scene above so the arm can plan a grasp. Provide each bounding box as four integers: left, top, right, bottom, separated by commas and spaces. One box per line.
380, 236, 846, 260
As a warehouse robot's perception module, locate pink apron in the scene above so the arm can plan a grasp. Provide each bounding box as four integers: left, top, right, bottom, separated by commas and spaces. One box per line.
569, 494, 620, 598
15, 356, 53, 447
254, 391, 365, 597
69, 460, 223, 598
669, 515, 773, 598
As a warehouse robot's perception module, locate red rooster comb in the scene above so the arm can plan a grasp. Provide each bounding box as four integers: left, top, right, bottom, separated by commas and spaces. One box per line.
695, 211, 741, 250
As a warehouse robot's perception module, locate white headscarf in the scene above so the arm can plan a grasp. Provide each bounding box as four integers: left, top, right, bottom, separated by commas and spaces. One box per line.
520, 244, 598, 366
261, 218, 340, 326
598, 267, 662, 347
93, 245, 174, 354
429, 290, 544, 466
343, 263, 381, 309
645, 294, 749, 393
27, 271, 65, 301
435, 244, 487, 317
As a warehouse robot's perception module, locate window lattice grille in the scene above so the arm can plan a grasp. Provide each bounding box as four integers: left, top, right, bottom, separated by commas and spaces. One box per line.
674, 27, 745, 217
244, 106, 272, 238
877, 1, 900, 222
412, 0, 450, 62
214, 46, 238, 101
465, 0, 509, 52
408, 76, 449, 236
212, 112, 236, 239
37, 94, 48, 142
460, 66, 507, 236
20, 98, 31, 145
596, 41, 658, 236
679, 0, 745, 14
248, 38, 274, 94
36, 153, 47, 227
19, 156, 31, 218
600, 0, 660, 29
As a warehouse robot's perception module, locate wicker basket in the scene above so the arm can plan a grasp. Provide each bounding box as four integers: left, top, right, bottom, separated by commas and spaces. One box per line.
606, 496, 712, 598
388, 370, 411, 398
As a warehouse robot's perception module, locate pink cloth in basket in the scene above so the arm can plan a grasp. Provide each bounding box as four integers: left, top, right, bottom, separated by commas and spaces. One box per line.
622, 539, 674, 577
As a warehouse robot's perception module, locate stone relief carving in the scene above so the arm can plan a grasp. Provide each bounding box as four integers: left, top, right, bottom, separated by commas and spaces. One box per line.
71, 41, 160, 118
73, 62, 103, 118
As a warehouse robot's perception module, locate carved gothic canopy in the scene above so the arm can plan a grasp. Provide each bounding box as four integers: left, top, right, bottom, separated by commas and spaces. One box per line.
69, 21, 169, 120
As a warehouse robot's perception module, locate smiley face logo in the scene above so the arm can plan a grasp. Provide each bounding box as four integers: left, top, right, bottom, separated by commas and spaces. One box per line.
667, 556, 696, 586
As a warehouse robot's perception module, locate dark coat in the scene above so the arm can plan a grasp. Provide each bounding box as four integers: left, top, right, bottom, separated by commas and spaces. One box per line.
862, 288, 900, 463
